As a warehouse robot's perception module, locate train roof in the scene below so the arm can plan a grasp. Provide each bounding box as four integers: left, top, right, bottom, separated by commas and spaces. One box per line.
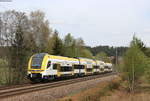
32, 53, 105, 64
48, 54, 78, 61
32, 53, 78, 61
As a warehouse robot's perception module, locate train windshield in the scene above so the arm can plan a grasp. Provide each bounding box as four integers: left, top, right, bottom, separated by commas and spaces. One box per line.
31, 53, 46, 69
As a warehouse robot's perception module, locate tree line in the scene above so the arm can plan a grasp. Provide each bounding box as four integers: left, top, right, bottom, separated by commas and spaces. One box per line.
0, 10, 130, 85
86, 46, 127, 57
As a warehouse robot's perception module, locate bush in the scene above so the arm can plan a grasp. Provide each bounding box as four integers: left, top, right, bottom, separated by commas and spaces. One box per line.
79, 79, 121, 101
80, 94, 100, 101
108, 77, 121, 91
64, 98, 72, 101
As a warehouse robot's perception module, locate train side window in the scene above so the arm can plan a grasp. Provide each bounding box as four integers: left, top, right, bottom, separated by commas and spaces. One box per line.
47, 61, 51, 68
81, 65, 85, 69
94, 66, 99, 69
60, 66, 72, 72
74, 65, 84, 69
105, 66, 109, 69
87, 68, 93, 72
53, 64, 57, 70
74, 65, 78, 69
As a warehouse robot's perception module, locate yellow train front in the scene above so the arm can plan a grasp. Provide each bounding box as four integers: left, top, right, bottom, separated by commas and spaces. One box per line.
28, 53, 78, 82
27, 53, 112, 82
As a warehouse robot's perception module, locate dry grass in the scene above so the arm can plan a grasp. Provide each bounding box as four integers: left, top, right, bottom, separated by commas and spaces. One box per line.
57, 76, 121, 101
101, 90, 150, 101
57, 76, 150, 101
100, 75, 150, 101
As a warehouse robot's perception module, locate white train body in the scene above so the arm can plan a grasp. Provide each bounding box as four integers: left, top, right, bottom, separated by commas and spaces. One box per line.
104, 63, 113, 72
27, 53, 113, 82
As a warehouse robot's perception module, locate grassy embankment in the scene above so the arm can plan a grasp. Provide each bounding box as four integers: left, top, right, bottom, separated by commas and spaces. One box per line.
0, 58, 9, 85
56, 76, 121, 101
0, 58, 29, 85
57, 75, 150, 101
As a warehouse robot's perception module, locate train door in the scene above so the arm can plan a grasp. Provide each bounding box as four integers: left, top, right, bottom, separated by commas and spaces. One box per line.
72, 64, 74, 76
79, 65, 81, 75
92, 64, 94, 73
56, 64, 61, 77
84, 64, 87, 75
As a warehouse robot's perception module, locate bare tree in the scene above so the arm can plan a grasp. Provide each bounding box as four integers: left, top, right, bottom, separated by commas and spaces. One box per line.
29, 10, 52, 53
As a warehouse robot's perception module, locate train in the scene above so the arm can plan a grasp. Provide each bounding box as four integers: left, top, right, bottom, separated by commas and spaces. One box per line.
27, 53, 113, 82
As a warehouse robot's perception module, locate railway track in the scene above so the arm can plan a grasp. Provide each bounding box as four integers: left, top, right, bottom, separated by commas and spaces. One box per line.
0, 83, 33, 91
0, 72, 116, 98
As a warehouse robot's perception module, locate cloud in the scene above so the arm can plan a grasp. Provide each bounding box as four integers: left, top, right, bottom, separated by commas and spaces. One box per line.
143, 28, 150, 33
0, 0, 150, 46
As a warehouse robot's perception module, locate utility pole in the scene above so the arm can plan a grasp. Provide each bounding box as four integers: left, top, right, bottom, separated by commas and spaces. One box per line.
0, 16, 2, 45
115, 47, 118, 65
115, 47, 118, 72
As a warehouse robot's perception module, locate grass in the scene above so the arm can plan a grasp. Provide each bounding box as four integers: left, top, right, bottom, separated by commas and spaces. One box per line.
56, 76, 121, 101
0, 58, 28, 85
0, 58, 29, 85
57, 75, 150, 101
100, 89, 150, 101
100, 75, 150, 101
0, 58, 9, 85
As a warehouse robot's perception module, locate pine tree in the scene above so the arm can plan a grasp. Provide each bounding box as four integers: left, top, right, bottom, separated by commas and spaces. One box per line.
52, 30, 63, 55
131, 35, 150, 57
63, 33, 75, 57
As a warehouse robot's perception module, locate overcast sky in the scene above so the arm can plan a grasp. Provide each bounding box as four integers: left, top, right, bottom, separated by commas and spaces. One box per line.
0, 0, 150, 47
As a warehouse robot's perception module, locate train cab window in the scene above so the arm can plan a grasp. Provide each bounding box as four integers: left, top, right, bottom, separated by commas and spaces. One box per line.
31, 53, 46, 69
47, 61, 51, 68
